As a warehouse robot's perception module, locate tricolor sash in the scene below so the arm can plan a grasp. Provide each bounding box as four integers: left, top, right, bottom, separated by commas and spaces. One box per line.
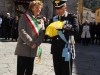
24, 13, 40, 38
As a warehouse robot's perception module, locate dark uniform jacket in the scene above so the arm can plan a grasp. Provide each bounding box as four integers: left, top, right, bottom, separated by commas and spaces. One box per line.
50, 12, 79, 55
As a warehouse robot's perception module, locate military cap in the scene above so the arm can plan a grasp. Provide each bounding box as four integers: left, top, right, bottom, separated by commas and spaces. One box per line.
53, 0, 67, 8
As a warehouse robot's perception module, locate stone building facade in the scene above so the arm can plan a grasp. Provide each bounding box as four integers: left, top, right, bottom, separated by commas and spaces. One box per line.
0, 0, 15, 16
67, 0, 78, 14
0, 0, 78, 18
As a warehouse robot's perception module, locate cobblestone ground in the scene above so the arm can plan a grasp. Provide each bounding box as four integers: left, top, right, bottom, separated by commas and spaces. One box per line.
0, 41, 17, 75
0, 39, 100, 75
0, 40, 54, 75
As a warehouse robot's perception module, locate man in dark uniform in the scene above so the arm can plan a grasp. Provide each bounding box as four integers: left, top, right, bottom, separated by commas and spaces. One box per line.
49, 0, 79, 75
4, 13, 12, 40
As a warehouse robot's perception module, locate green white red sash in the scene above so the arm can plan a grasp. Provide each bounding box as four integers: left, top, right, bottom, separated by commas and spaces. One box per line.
24, 13, 40, 38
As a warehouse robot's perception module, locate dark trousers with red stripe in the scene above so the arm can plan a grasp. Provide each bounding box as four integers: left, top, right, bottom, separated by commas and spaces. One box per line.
52, 54, 73, 75
17, 56, 35, 75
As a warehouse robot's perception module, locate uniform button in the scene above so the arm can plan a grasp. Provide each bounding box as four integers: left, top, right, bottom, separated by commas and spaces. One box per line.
57, 38, 59, 40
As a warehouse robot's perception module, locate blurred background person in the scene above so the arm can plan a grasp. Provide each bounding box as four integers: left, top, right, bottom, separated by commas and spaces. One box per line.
11, 16, 19, 41
81, 20, 91, 45
0, 14, 3, 37
3, 13, 12, 40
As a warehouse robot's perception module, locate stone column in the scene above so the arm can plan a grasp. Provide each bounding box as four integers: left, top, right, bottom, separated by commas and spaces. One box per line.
67, 0, 78, 14
42, 0, 54, 19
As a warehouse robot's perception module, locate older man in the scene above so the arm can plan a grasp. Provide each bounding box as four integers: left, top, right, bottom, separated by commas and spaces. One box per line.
49, 0, 79, 75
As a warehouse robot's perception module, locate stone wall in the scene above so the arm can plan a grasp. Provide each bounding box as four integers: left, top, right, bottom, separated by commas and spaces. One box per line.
67, 0, 78, 14
0, 0, 78, 18
42, 0, 54, 19
0, 0, 15, 16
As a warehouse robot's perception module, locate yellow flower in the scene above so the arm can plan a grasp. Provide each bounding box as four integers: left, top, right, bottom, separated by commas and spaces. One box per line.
45, 21, 64, 37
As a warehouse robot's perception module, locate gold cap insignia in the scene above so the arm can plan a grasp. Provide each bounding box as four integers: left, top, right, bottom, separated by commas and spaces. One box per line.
55, 0, 60, 6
